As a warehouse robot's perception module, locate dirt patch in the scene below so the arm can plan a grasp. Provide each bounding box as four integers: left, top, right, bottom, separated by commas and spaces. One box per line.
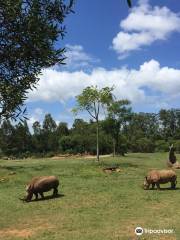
0, 223, 53, 239
51, 154, 111, 160
103, 167, 122, 173
0, 229, 33, 238
0, 172, 16, 183
0, 177, 9, 183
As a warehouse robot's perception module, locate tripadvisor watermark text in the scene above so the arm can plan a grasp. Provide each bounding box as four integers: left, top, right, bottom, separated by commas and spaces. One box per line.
135, 227, 174, 236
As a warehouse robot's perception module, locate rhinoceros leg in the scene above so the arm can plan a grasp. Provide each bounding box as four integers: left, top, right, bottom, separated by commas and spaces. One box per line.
40, 192, 44, 199
53, 188, 58, 196
171, 181, 176, 189
34, 193, 38, 200
156, 183, 160, 190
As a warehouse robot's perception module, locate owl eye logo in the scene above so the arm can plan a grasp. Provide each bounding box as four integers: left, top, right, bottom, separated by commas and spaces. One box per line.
135, 227, 143, 236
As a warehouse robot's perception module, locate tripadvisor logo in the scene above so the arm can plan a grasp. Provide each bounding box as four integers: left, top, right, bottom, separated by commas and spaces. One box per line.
135, 227, 143, 236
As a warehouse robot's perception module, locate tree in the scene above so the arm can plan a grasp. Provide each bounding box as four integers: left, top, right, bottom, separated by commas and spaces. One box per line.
42, 114, 57, 152
72, 119, 88, 135
56, 122, 69, 137
43, 114, 57, 132
0, 0, 74, 120
73, 86, 113, 161
33, 121, 42, 136
104, 100, 132, 156
126, 112, 160, 143
127, 0, 132, 8
32, 121, 44, 153
159, 109, 180, 140
13, 120, 32, 156
0, 119, 16, 156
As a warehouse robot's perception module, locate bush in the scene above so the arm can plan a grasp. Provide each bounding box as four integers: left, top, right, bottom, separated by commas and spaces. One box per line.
155, 140, 169, 152
129, 138, 155, 153
116, 135, 128, 155
174, 140, 180, 153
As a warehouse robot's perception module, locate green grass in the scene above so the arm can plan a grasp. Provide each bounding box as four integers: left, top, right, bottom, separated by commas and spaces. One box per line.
0, 153, 179, 240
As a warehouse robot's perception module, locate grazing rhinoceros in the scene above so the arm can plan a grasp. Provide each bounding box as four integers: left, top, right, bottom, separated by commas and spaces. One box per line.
143, 170, 177, 190
23, 176, 59, 201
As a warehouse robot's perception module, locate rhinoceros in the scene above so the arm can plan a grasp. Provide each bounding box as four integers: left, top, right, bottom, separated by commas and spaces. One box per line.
143, 169, 177, 190
23, 176, 59, 201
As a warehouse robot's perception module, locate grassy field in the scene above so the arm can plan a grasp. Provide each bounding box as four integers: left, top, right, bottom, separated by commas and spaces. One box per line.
0, 153, 180, 240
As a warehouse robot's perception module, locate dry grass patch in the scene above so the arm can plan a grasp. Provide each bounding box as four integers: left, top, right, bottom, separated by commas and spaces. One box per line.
0, 222, 54, 239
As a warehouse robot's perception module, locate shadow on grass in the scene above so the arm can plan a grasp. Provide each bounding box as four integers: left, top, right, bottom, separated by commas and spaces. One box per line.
20, 194, 65, 203
147, 187, 180, 191
100, 162, 139, 169
5, 166, 24, 171
4, 165, 50, 172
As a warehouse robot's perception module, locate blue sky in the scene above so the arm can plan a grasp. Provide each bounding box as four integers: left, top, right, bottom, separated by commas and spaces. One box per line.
27, 0, 180, 128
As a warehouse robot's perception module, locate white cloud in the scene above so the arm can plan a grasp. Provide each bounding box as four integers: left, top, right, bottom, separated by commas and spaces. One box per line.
27, 107, 44, 131
58, 44, 100, 71
28, 59, 180, 110
34, 107, 44, 116
112, 0, 180, 57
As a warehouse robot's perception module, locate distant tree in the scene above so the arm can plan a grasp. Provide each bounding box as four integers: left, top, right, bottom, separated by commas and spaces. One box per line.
56, 122, 69, 137
43, 114, 57, 132
59, 135, 74, 153
0, 120, 16, 156
33, 121, 42, 136
136, 138, 155, 153
32, 121, 44, 153
73, 86, 113, 161
159, 109, 180, 140
14, 120, 32, 156
42, 114, 57, 152
72, 119, 88, 134
127, 112, 160, 143
104, 100, 131, 156
0, 0, 74, 120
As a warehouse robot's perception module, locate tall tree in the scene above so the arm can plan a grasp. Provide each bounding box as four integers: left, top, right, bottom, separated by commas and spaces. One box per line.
56, 122, 69, 137
73, 86, 113, 161
0, 119, 16, 156
0, 0, 74, 120
32, 121, 43, 153
42, 114, 57, 152
159, 109, 180, 140
104, 100, 131, 156
14, 120, 32, 155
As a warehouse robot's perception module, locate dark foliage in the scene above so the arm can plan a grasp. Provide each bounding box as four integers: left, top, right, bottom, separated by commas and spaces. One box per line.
0, 108, 179, 158
0, 0, 74, 120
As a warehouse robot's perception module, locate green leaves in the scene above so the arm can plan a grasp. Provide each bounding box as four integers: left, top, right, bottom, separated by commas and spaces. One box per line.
127, 0, 132, 8
73, 86, 114, 120
0, 0, 74, 121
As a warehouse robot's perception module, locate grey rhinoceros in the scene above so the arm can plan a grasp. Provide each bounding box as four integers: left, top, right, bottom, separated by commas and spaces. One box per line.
22, 176, 59, 202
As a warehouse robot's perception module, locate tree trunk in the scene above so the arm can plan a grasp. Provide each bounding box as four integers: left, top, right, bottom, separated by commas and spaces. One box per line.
96, 120, 99, 161
113, 138, 116, 157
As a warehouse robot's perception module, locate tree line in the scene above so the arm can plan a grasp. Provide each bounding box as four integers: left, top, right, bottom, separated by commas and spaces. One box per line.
0, 108, 180, 159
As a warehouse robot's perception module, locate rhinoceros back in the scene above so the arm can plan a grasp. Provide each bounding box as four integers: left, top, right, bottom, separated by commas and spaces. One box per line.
147, 170, 176, 184
32, 176, 59, 193
158, 170, 176, 184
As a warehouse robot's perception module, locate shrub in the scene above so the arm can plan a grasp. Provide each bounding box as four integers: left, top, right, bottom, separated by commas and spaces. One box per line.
174, 140, 180, 153
155, 140, 169, 152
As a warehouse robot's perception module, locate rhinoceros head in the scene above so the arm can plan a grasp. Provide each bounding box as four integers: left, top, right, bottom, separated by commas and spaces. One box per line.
24, 184, 33, 201
143, 177, 149, 190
